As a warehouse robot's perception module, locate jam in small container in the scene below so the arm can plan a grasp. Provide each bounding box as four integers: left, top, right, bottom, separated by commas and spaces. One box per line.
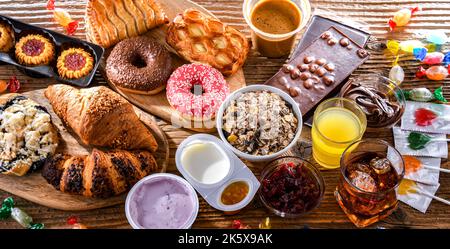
259, 156, 325, 217
220, 181, 250, 206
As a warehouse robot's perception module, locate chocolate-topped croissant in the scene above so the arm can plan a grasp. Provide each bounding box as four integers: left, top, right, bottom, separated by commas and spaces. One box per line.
42, 149, 160, 198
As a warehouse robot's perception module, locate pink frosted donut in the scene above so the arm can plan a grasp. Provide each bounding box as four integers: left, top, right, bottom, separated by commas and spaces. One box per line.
166, 63, 229, 120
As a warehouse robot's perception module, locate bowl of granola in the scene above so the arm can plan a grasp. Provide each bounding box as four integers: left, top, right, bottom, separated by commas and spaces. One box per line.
216, 85, 302, 162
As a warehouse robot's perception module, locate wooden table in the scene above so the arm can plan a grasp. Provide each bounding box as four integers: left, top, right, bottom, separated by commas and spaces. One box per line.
0, 0, 449, 229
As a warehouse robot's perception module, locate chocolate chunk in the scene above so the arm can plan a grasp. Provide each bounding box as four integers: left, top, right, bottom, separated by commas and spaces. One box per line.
316, 67, 327, 77
321, 31, 332, 39
304, 56, 315, 64
327, 38, 338, 46
290, 69, 301, 79
309, 64, 319, 73
311, 75, 321, 83
282, 64, 295, 73
324, 63, 335, 71
303, 79, 314, 89
314, 85, 325, 91
279, 76, 289, 87
357, 49, 369, 58
339, 38, 350, 47
289, 86, 301, 97
323, 75, 335, 86
315, 58, 326, 66
298, 64, 309, 72
300, 72, 311, 80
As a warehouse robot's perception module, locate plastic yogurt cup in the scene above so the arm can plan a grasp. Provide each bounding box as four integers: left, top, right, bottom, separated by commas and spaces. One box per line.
176, 134, 260, 212
125, 173, 199, 229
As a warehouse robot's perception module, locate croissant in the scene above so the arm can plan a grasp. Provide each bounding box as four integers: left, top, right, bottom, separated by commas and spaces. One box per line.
42, 149, 160, 197
44, 84, 158, 152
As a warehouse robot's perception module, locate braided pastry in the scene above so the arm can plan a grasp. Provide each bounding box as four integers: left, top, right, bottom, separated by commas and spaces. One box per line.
166, 9, 249, 76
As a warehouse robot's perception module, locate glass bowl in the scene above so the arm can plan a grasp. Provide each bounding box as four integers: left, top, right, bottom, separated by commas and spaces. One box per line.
340, 74, 406, 129
259, 156, 325, 218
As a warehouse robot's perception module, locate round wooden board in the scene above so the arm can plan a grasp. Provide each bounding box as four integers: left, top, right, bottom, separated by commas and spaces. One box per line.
0, 89, 170, 211
100, 0, 247, 133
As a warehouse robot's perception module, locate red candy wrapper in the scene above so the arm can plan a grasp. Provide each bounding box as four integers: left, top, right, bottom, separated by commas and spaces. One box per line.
46, 0, 55, 10
66, 215, 78, 225
232, 220, 250, 229
416, 66, 427, 78
8, 76, 20, 93
66, 20, 79, 36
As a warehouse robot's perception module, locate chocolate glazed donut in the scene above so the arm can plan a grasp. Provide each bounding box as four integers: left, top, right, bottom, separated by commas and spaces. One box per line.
106, 36, 172, 95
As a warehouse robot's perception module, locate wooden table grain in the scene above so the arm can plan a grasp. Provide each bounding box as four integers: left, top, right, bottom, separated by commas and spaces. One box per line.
0, 0, 449, 229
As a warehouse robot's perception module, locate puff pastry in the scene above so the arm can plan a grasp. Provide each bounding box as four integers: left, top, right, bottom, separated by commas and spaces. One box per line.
166, 9, 249, 76
85, 0, 169, 48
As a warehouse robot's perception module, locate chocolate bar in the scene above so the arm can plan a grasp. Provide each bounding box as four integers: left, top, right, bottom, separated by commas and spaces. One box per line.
265, 27, 370, 117
293, 15, 370, 58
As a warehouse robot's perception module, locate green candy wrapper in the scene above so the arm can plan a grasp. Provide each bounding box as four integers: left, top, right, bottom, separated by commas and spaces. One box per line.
0, 197, 14, 219
0, 197, 44, 229
401, 86, 447, 103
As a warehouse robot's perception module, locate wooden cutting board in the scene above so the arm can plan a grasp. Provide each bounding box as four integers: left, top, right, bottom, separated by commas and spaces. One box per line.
100, 0, 247, 133
0, 89, 169, 211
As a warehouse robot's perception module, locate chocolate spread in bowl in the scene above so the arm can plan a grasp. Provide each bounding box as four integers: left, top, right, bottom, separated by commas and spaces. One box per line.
341, 81, 404, 128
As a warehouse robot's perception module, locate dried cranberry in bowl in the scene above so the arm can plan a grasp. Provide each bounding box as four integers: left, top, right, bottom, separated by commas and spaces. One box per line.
259, 157, 325, 217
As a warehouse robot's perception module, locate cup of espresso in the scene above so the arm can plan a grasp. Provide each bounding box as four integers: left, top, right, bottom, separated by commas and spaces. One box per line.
243, 0, 311, 58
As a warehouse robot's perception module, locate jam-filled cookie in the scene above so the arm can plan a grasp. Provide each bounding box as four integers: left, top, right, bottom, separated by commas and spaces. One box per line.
57, 47, 94, 79
0, 22, 14, 52
15, 34, 55, 66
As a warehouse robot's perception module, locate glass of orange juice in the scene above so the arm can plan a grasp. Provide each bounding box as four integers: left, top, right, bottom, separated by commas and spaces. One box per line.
312, 98, 367, 169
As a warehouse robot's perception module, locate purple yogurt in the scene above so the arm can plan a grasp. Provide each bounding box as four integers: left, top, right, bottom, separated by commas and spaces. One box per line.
125, 173, 199, 229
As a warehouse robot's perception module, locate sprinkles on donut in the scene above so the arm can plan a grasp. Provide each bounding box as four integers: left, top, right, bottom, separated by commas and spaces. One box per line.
166, 63, 230, 121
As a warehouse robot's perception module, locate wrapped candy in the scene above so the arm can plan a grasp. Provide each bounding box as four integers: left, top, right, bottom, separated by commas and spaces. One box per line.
389, 6, 422, 31
0, 80, 7, 93
407, 131, 450, 150
46, 1, 79, 35
389, 56, 404, 84
0, 197, 44, 229
413, 50, 446, 65
444, 53, 450, 66
416, 66, 426, 78
393, 126, 448, 158
399, 40, 424, 54
401, 86, 447, 103
426, 30, 448, 45
386, 40, 400, 55
426, 65, 448, 80
401, 101, 450, 134
397, 179, 440, 213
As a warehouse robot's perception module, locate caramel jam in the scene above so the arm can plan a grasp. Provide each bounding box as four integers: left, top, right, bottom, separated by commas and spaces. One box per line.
250, 0, 301, 57
22, 39, 45, 56
64, 52, 87, 71
221, 181, 249, 205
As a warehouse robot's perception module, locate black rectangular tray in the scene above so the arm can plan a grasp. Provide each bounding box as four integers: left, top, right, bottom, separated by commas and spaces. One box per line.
0, 14, 104, 87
